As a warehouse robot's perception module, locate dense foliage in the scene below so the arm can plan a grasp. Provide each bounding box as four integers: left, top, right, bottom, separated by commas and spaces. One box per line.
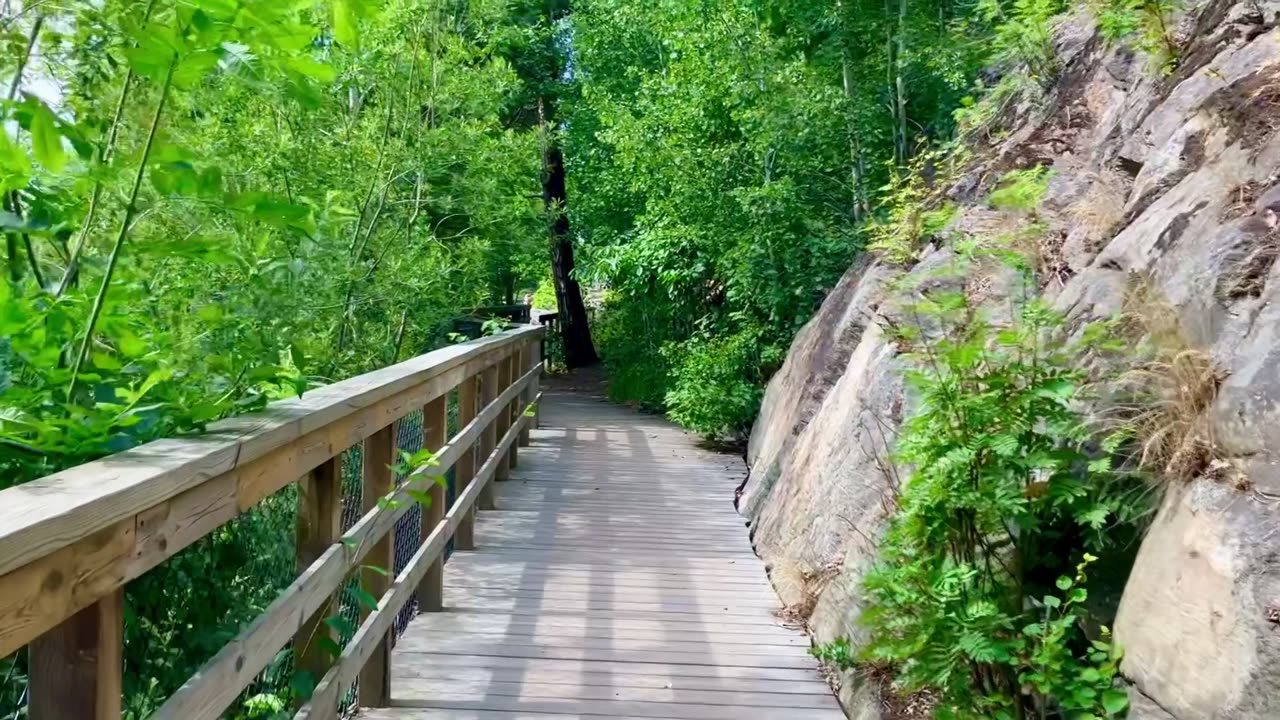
565, 0, 1041, 436
1, 0, 553, 716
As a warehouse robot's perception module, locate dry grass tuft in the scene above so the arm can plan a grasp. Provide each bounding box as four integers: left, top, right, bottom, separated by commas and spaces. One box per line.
1037, 229, 1072, 289
863, 662, 939, 720
1107, 278, 1224, 482
1068, 169, 1129, 246
773, 561, 843, 629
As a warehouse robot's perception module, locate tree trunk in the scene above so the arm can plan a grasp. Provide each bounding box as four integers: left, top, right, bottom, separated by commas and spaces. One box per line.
543, 143, 598, 368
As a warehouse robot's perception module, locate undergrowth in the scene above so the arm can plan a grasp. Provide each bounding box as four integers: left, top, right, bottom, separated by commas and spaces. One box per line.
1090, 0, 1183, 73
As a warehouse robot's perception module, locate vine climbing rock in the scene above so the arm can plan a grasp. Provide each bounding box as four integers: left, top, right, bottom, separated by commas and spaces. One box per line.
742, 2, 1280, 718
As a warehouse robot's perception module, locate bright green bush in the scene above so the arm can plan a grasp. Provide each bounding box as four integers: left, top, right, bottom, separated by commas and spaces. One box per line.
569, 0, 1076, 439
989, 166, 1054, 213
853, 255, 1150, 719
663, 330, 774, 439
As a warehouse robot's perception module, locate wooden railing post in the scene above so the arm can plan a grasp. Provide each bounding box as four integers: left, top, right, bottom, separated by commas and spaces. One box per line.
455, 374, 479, 550
418, 394, 448, 611
531, 337, 543, 430
519, 340, 535, 446
506, 347, 522, 468
29, 589, 123, 720
294, 457, 341, 699
358, 426, 395, 708
494, 353, 514, 482
478, 361, 499, 510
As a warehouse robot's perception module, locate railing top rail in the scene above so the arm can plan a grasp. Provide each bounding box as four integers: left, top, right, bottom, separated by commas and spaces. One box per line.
0, 325, 542, 580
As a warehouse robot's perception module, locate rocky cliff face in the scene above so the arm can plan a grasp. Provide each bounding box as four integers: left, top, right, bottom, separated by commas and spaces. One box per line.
741, 3, 1280, 717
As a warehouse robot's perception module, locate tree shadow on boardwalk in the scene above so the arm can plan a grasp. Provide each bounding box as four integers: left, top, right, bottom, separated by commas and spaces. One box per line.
374, 373, 842, 719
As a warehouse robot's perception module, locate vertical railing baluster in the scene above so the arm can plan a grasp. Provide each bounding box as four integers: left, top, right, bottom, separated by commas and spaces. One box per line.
29, 589, 123, 720
519, 339, 534, 447
478, 360, 499, 510
294, 457, 342, 705
507, 347, 522, 468
455, 374, 480, 550
358, 425, 395, 707
494, 350, 514, 482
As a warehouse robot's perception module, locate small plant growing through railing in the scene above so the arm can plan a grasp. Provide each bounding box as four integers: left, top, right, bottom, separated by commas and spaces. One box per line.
481, 318, 511, 336
285, 447, 446, 710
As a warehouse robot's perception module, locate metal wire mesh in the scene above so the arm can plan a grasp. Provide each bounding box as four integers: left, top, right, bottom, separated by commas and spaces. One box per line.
334, 398, 459, 713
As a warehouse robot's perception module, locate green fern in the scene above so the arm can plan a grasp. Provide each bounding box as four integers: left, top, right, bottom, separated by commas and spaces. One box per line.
859, 250, 1148, 718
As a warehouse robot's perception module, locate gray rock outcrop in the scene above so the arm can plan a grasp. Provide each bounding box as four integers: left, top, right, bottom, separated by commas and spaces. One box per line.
742, 2, 1280, 717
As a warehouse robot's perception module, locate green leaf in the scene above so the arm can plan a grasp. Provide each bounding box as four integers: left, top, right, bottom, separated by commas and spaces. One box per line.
348, 586, 379, 612
290, 671, 317, 701
0, 128, 32, 192
288, 55, 337, 83
333, 0, 359, 47
315, 635, 342, 658
1043, 595, 1061, 609
323, 614, 355, 637
1102, 690, 1129, 714
1055, 576, 1072, 591
30, 102, 65, 173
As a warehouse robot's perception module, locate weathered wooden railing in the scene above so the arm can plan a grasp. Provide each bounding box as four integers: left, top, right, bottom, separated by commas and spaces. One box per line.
0, 325, 544, 720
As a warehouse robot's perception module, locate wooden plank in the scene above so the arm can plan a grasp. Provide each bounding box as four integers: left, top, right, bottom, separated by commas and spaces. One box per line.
380, 695, 837, 720
390, 652, 824, 684
493, 354, 513, 482
417, 394, 448, 612
293, 457, 342, 692
407, 613, 807, 644
28, 588, 122, 720
392, 660, 830, 694
394, 676, 838, 708
397, 631, 813, 658
359, 425, 396, 708
453, 375, 479, 551
295, 411, 532, 719
359, 710, 727, 720
477, 364, 499, 511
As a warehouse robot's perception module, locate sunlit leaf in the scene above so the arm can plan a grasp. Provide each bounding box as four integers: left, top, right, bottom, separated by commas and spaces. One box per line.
30, 102, 65, 173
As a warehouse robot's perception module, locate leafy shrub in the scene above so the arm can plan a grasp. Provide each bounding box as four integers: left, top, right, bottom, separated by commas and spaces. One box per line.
868, 149, 964, 263
531, 280, 559, 312
989, 166, 1054, 213
859, 253, 1150, 718
978, 0, 1068, 79
663, 330, 772, 440
1090, 0, 1182, 73
592, 295, 675, 411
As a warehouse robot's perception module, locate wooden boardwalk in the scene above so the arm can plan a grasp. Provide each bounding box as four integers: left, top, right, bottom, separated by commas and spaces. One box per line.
365, 384, 844, 719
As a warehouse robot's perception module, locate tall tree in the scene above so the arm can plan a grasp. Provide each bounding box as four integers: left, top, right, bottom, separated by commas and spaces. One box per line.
500, 0, 598, 367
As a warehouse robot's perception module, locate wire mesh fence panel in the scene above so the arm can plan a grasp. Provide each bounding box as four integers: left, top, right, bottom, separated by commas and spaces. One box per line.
390, 410, 424, 639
